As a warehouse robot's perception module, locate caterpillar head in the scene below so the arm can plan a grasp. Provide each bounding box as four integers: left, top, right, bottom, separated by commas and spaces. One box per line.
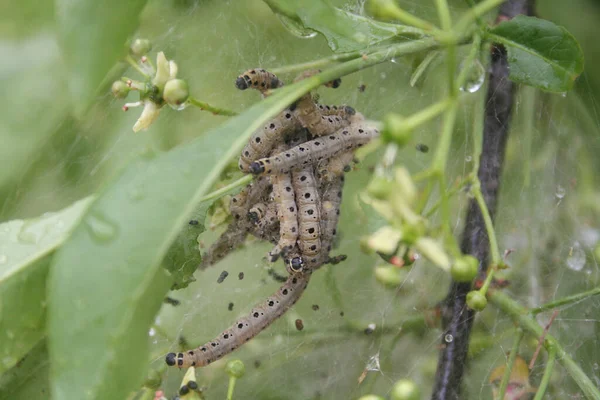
249, 161, 266, 174
286, 256, 304, 274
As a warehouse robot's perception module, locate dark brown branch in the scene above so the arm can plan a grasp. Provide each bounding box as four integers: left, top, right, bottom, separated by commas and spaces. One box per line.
430, 1, 535, 399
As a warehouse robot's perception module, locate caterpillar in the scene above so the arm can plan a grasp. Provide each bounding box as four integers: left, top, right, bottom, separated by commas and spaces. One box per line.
166, 271, 311, 368
249, 123, 380, 175
247, 202, 279, 244
200, 223, 248, 268
292, 166, 322, 269
317, 175, 345, 267
317, 150, 355, 182
238, 111, 298, 172
235, 68, 284, 96
268, 171, 298, 262
317, 104, 356, 119
229, 176, 272, 220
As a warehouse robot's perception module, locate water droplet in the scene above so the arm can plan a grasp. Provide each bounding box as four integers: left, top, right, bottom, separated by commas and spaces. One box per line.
390, 57, 399, 64
365, 353, 380, 372
276, 15, 318, 39
148, 327, 156, 337
85, 212, 118, 243
560, 92, 567, 98
555, 185, 566, 199
465, 155, 472, 162
566, 242, 586, 271
459, 59, 485, 93
0, 254, 7, 264
444, 334, 454, 343
593, 363, 599, 370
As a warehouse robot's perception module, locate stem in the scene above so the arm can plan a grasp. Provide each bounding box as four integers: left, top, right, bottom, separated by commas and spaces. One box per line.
530, 286, 600, 315
432, 102, 458, 171
489, 290, 600, 400
405, 98, 452, 129
198, 175, 253, 203
269, 51, 366, 75
386, 4, 440, 33
463, 0, 487, 30
186, 97, 238, 116
410, 51, 440, 87
472, 187, 501, 266
125, 54, 150, 78
533, 345, 557, 400
455, 0, 506, 32
496, 329, 524, 400
226, 376, 237, 400
434, 0, 453, 31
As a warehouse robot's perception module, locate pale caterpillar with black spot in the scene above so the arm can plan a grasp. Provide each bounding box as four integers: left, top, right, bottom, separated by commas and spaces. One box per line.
166, 271, 311, 368
316, 175, 345, 268
292, 165, 322, 270
247, 202, 278, 244
235, 68, 283, 96
249, 123, 380, 175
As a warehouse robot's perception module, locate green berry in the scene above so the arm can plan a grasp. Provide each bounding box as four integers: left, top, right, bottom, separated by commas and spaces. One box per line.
391, 379, 421, 400
163, 79, 190, 106
466, 290, 487, 311
225, 359, 245, 378
382, 113, 412, 146
366, 0, 401, 21
451, 256, 478, 282
111, 81, 130, 99
130, 38, 152, 57
358, 396, 385, 400
375, 265, 405, 287
367, 176, 392, 199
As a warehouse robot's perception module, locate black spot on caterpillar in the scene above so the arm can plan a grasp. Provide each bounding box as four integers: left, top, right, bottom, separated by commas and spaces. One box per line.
249, 123, 380, 176
295, 319, 304, 331
235, 68, 283, 96
292, 166, 322, 269
166, 271, 311, 368
238, 111, 298, 172
217, 271, 229, 283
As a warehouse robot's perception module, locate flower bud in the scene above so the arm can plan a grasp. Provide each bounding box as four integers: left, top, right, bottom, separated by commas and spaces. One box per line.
225, 359, 245, 378
130, 38, 152, 57
111, 80, 130, 99
164, 79, 190, 107
391, 379, 421, 400
382, 113, 412, 146
451, 255, 478, 282
366, 0, 401, 21
414, 237, 450, 271
358, 396, 385, 400
466, 290, 487, 311
375, 265, 405, 288
367, 226, 402, 255
367, 176, 392, 200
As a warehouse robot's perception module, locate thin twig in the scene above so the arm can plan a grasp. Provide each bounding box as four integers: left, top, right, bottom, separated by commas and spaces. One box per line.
430, 2, 535, 399
528, 310, 558, 369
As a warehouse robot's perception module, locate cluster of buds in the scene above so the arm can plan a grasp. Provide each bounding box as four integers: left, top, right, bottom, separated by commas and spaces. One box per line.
111, 39, 190, 132
361, 166, 478, 287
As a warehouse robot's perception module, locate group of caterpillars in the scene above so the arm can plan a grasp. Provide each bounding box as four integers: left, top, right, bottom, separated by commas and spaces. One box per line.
166, 68, 379, 369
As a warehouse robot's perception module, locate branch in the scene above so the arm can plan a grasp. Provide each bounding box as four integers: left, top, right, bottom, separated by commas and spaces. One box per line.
430, 1, 535, 399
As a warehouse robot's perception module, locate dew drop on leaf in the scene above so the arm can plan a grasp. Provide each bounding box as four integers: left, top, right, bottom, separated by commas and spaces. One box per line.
444, 334, 454, 343
465, 155, 472, 162
276, 15, 318, 39
85, 212, 118, 243
566, 242, 586, 271
459, 59, 485, 93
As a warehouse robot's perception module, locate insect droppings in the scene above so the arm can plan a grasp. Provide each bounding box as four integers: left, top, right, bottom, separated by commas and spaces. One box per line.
228, 302, 234, 311
312, 304, 320, 311
295, 319, 304, 331
217, 270, 229, 284
238, 272, 244, 280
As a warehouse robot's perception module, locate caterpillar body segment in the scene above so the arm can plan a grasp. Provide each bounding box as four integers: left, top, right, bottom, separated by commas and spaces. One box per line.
166, 271, 311, 368
247, 202, 279, 244
238, 111, 298, 172
317, 150, 356, 182
200, 224, 248, 268
317, 175, 345, 267
269, 172, 298, 261
235, 68, 283, 96
292, 166, 322, 268
292, 98, 351, 137
229, 176, 272, 221
317, 104, 356, 119
249, 123, 380, 176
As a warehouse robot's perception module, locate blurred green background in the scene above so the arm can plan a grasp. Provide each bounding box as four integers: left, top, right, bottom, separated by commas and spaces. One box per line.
1, 0, 599, 399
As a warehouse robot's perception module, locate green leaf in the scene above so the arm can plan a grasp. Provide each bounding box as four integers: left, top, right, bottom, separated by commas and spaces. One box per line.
0, 341, 50, 400
264, 0, 421, 52
55, 0, 149, 115
488, 15, 584, 92
0, 197, 92, 374
47, 69, 345, 400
